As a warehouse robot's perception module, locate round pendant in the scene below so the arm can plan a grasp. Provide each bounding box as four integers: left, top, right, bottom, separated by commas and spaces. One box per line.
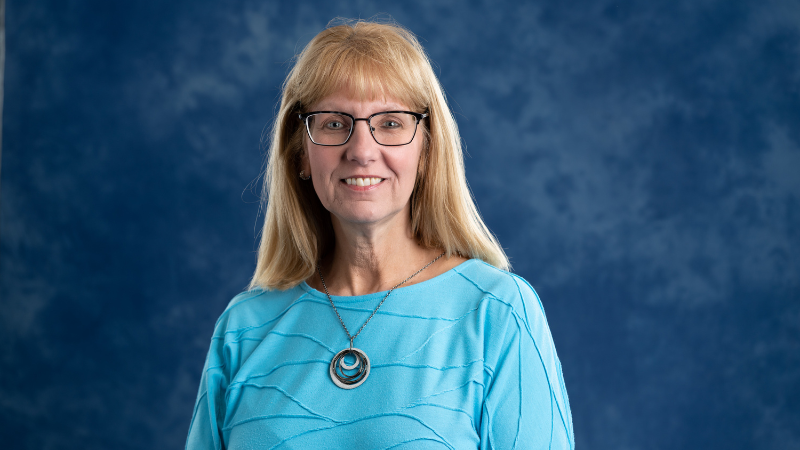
329, 347, 370, 389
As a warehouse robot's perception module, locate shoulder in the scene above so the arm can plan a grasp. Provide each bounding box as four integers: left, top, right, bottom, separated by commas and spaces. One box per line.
211, 284, 311, 337
450, 259, 557, 356
451, 259, 546, 320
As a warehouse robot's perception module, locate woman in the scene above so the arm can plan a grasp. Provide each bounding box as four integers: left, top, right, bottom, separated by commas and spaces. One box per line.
187, 20, 573, 449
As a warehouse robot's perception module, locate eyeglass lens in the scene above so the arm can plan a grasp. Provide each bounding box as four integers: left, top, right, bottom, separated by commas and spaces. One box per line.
306, 112, 419, 146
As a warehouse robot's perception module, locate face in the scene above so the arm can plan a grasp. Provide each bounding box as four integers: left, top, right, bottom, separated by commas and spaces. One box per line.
300, 90, 425, 230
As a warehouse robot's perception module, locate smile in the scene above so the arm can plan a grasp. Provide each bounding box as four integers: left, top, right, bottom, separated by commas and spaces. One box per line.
344, 177, 384, 186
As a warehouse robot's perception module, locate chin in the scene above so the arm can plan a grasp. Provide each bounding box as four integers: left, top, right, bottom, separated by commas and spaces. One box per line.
334, 207, 400, 226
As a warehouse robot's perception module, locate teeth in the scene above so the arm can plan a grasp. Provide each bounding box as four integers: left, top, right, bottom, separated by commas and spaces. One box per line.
345, 177, 383, 186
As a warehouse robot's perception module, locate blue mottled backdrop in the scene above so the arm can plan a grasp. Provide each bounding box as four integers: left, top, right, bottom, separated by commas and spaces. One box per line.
1, 0, 798, 448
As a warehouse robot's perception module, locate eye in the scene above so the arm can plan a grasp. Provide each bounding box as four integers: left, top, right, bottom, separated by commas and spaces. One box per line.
381, 120, 401, 128
376, 115, 406, 129
324, 120, 346, 130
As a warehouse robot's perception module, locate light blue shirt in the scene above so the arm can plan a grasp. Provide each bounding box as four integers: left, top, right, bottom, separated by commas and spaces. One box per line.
186, 259, 574, 449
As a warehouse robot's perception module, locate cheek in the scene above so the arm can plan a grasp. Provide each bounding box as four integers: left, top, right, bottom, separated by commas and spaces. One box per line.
307, 150, 346, 207
307, 148, 338, 179
397, 145, 424, 184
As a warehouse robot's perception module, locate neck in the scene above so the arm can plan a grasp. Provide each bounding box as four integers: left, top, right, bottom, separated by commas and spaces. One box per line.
315, 210, 441, 296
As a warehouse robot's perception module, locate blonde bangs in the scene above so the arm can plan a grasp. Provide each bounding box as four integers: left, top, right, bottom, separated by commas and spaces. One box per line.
290, 24, 429, 112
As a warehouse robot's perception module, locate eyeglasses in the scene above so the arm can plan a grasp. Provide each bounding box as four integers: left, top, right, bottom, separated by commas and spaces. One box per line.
298, 111, 428, 146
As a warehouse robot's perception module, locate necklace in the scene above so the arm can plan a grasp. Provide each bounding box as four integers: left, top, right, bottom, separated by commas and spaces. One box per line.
318, 251, 446, 389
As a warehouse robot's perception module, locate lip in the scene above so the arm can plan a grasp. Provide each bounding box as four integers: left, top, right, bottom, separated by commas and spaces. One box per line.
340, 176, 385, 191
342, 174, 384, 179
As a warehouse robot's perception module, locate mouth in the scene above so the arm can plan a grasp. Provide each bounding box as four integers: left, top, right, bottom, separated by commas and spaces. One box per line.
343, 177, 384, 186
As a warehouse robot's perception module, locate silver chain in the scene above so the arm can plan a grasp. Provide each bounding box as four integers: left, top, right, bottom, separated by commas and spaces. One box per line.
318, 251, 446, 346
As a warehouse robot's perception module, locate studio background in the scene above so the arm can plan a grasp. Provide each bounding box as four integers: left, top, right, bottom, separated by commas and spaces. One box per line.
1, 1, 798, 449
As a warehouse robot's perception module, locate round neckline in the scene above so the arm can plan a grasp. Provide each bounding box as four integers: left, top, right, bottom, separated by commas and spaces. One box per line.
299, 258, 476, 303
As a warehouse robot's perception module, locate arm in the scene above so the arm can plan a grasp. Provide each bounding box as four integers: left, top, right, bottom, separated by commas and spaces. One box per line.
186, 333, 230, 450
479, 276, 574, 450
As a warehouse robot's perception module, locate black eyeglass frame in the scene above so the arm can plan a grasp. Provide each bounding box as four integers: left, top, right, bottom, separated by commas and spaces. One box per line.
298, 110, 428, 147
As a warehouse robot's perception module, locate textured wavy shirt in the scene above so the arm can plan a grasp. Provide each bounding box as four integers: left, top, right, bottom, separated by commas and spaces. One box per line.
186, 259, 574, 449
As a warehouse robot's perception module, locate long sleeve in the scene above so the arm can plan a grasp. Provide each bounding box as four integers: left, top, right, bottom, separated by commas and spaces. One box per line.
186, 329, 230, 450
479, 275, 574, 450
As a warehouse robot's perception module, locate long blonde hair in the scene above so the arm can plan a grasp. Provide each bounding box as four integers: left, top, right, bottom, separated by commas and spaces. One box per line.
250, 19, 509, 290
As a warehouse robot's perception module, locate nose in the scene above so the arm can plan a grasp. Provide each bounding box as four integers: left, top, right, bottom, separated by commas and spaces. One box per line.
345, 119, 379, 165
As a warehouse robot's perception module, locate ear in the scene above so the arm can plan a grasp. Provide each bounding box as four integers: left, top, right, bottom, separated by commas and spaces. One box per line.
299, 148, 311, 176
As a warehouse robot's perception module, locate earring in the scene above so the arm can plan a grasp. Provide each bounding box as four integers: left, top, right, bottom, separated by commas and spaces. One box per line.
299, 170, 311, 180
